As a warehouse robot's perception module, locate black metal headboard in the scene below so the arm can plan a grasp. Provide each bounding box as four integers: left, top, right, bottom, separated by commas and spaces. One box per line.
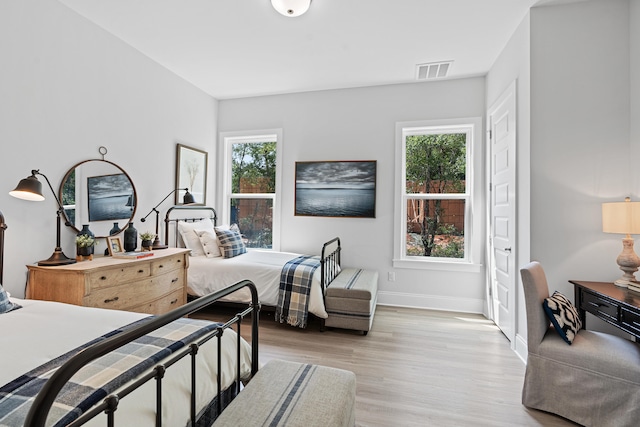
0, 210, 6, 286
164, 206, 218, 248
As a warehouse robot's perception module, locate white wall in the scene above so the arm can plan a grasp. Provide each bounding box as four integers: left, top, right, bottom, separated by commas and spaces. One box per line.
0, 0, 217, 297
632, 0, 640, 186
529, 0, 631, 292
218, 79, 487, 312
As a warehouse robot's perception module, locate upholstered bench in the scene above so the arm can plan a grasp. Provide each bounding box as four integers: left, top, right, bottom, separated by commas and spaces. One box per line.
213, 359, 356, 427
324, 267, 378, 334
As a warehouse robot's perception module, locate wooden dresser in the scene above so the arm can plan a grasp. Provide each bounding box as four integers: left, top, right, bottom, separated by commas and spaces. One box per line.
26, 248, 190, 315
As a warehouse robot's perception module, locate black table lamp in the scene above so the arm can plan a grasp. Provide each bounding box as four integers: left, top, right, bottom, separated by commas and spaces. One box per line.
9, 170, 76, 266
140, 188, 195, 249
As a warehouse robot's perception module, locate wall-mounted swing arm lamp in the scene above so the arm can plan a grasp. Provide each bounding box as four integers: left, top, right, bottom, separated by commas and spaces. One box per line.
140, 188, 195, 250
9, 170, 76, 266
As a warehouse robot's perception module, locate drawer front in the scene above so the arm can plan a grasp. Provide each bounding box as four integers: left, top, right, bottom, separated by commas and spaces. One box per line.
621, 307, 640, 337
84, 273, 184, 310
151, 254, 186, 276
581, 289, 620, 322
88, 264, 151, 290
129, 289, 185, 315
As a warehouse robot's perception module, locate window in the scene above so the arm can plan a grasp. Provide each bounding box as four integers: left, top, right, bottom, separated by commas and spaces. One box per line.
221, 130, 282, 250
394, 118, 481, 270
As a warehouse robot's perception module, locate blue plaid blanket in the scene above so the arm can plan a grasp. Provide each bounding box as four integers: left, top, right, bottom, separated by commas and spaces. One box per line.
0, 317, 221, 427
275, 255, 321, 328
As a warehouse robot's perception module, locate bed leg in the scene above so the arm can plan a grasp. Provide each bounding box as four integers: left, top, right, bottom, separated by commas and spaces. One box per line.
320, 318, 326, 332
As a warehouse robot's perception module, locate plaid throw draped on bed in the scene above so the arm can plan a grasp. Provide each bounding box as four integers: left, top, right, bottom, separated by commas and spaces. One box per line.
0, 317, 221, 427
276, 255, 321, 328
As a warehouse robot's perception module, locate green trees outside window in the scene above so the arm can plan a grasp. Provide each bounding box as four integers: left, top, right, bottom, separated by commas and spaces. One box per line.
405, 133, 466, 258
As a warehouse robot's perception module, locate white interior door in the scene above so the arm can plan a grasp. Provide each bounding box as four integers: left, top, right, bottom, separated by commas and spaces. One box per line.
488, 82, 517, 342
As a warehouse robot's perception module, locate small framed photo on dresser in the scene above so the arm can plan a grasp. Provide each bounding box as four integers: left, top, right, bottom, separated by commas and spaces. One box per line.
107, 236, 124, 256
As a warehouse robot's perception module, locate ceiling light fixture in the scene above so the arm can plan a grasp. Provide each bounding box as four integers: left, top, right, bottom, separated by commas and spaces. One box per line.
271, 0, 311, 17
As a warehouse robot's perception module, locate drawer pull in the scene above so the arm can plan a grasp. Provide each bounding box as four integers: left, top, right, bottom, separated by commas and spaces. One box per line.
104, 296, 119, 304
588, 301, 607, 309
159, 264, 164, 269
100, 276, 107, 281
170, 298, 178, 305
171, 278, 179, 283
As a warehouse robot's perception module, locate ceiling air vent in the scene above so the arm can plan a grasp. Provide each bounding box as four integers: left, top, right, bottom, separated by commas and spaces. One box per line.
416, 61, 453, 80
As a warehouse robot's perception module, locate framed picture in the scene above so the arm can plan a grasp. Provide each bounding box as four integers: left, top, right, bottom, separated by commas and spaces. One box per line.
107, 236, 124, 256
295, 160, 376, 218
87, 173, 135, 222
175, 143, 207, 205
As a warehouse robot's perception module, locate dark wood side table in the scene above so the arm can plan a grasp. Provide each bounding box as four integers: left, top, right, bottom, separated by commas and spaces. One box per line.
570, 280, 640, 340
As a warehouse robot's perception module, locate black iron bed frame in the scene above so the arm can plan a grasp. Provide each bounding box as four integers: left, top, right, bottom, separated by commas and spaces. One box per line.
0, 210, 260, 427
163, 205, 342, 302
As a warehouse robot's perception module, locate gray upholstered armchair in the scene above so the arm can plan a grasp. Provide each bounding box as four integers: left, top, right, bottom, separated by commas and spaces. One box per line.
520, 261, 640, 426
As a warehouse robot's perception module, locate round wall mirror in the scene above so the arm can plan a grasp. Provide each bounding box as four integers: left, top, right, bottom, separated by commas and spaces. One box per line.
59, 159, 137, 238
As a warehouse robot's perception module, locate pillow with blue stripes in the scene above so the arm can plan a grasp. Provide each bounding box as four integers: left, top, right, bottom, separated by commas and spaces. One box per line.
543, 291, 582, 344
214, 224, 247, 258
0, 284, 22, 314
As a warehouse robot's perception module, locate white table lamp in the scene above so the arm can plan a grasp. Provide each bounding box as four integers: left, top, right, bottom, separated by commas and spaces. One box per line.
602, 197, 640, 287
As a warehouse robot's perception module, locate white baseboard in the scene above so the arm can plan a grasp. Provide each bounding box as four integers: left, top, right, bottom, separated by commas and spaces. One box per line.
377, 290, 484, 314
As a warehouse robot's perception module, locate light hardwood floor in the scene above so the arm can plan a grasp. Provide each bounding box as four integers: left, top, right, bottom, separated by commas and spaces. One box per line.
193, 305, 578, 427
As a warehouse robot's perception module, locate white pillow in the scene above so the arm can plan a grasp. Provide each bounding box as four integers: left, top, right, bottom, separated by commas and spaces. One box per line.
197, 229, 222, 258
177, 220, 214, 257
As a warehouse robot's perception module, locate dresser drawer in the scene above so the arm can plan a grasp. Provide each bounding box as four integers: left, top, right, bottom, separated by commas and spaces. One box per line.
129, 289, 185, 315
151, 254, 186, 276
88, 264, 151, 290
621, 307, 640, 337
580, 289, 620, 322
84, 272, 184, 310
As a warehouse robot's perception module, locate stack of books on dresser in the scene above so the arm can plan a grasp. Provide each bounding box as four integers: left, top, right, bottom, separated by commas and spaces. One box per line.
112, 251, 154, 259
627, 282, 640, 293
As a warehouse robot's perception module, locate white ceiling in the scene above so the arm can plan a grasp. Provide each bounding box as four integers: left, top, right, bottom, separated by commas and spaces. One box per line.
58, 0, 542, 100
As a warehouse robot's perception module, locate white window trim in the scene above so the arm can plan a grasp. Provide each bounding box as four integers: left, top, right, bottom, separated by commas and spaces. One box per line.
219, 129, 283, 251
393, 117, 483, 272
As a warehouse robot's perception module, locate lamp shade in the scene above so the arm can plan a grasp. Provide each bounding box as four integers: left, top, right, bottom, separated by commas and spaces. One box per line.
183, 190, 195, 205
602, 198, 640, 235
271, 0, 311, 17
9, 174, 45, 201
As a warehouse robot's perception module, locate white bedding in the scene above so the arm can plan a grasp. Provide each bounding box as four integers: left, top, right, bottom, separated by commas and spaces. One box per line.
188, 250, 328, 319
0, 298, 252, 426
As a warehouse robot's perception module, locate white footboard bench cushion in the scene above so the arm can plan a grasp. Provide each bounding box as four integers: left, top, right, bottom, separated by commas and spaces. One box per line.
325, 267, 378, 333
213, 359, 356, 427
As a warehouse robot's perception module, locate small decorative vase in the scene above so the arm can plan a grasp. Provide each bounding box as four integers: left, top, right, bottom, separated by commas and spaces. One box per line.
141, 240, 153, 251
123, 222, 138, 252
77, 224, 95, 256
109, 222, 120, 235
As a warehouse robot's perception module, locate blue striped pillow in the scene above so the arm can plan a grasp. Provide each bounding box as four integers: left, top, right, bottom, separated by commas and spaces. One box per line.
214, 225, 247, 258
0, 284, 22, 314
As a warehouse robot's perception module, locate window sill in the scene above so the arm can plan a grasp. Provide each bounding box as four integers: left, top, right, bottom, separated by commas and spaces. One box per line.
392, 258, 483, 273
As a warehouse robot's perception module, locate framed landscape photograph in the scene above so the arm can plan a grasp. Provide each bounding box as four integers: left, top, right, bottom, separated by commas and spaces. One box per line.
175, 143, 207, 205
295, 160, 376, 218
87, 173, 135, 222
